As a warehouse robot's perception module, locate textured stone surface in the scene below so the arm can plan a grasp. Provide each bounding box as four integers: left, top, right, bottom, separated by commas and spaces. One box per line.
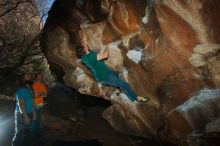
207, 55, 220, 87
190, 44, 220, 67
189, 54, 206, 67
164, 89, 220, 145
102, 103, 154, 138
189, 43, 220, 87
206, 118, 220, 133
41, 0, 220, 145
193, 44, 220, 57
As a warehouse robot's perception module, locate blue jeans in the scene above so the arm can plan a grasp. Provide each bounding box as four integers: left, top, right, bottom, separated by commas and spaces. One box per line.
12, 112, 33, 146
100, 71, 137, 101
31, 108, 41, 138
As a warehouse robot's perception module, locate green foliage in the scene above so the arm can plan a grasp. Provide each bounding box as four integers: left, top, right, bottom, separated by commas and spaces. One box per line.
29, 58, 56, 88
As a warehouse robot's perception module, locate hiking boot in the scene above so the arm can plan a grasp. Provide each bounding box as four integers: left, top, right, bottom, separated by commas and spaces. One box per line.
137, 96, 149, 102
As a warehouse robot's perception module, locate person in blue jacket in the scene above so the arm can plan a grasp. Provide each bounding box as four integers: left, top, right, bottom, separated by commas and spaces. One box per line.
12, 73, 36, 146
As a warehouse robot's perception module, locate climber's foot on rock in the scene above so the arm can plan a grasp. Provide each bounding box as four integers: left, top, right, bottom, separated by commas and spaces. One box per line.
136, 96, 149, 103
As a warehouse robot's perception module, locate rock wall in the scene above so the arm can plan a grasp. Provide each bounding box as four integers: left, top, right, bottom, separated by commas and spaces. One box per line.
41, 0, 220, 145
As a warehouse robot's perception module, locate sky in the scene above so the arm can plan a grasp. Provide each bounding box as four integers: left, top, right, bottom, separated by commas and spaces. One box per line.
35, 0, 55, 23
46, 0, 54, 8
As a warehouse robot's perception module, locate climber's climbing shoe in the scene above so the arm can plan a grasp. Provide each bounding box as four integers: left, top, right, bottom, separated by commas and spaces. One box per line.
137, 96, 149, 102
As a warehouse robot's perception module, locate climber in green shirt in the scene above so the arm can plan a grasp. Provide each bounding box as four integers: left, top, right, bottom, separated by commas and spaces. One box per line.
75, 24, 148, 102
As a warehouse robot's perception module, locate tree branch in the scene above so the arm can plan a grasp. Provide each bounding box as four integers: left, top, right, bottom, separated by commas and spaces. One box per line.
24, 56, 45, 65
0, 0, 32, 17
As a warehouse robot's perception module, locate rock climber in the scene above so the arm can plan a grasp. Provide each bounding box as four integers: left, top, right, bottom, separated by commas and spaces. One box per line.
75, 24, 149, 102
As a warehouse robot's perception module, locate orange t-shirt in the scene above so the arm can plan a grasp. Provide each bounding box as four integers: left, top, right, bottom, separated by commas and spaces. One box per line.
32, 81, 47, 108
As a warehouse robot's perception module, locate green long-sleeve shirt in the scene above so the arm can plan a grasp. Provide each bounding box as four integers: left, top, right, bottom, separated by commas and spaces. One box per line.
81, 50, 110, 81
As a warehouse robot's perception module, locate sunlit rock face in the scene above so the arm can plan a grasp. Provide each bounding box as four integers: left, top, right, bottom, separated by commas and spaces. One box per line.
41, 0, 220, 145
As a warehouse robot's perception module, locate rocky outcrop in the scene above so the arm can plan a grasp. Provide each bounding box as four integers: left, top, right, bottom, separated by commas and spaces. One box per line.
190, 44, 220, 87
41, 0, 220, 145
163, 89, 220, 145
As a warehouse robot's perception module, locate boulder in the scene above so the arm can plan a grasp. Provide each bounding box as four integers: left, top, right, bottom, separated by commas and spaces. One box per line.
41, 0, 220, 145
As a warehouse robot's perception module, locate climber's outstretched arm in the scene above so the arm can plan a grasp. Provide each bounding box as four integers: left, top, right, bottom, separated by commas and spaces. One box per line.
79, 24, 88, 45
97, 46, 109, 61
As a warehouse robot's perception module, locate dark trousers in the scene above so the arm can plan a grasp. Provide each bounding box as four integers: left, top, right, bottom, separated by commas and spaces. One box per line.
31, 108, 41, 138
12, 112, 33, 146
100, 71, 137, 101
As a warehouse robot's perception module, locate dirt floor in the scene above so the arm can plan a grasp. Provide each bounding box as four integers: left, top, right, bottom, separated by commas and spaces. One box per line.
42, 105, 157, 146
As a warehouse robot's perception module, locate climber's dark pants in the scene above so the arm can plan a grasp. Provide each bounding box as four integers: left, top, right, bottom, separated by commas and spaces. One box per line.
100, 71, 137, 101
31, 108, 41, 138
12, 111, 33, 146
